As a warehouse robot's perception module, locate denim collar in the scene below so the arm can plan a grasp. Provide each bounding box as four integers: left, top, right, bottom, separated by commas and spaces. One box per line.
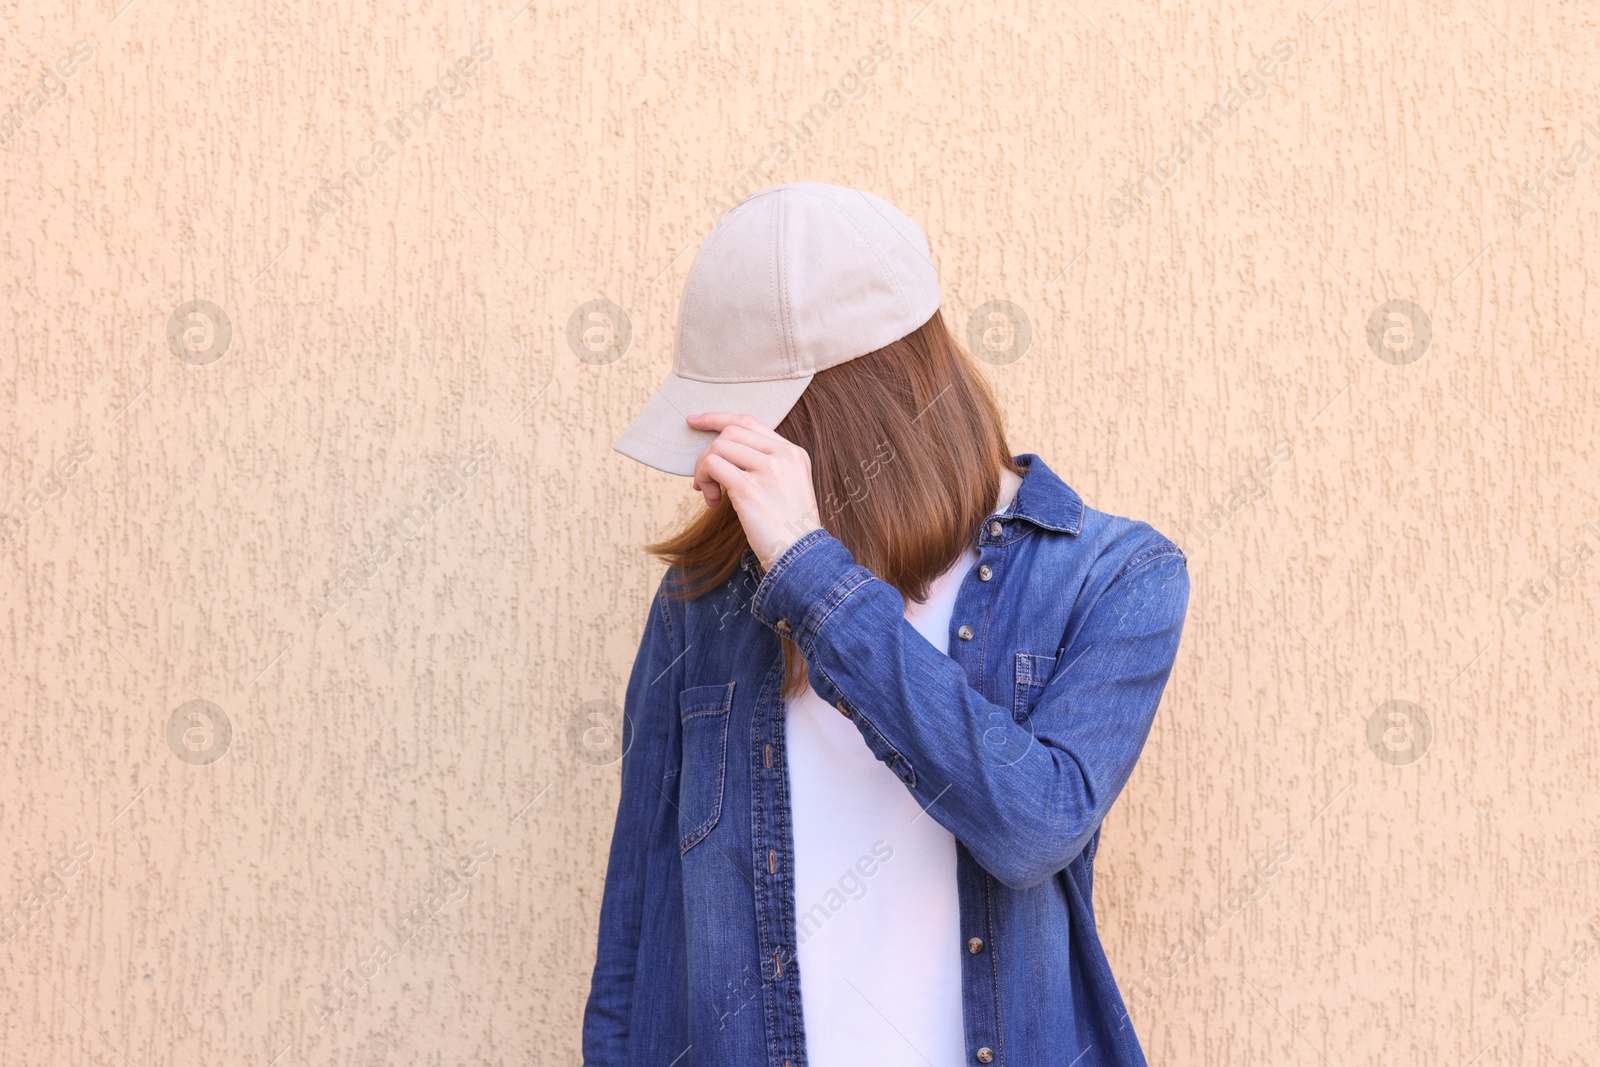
737, 452, 1083, 575
1000, 453, 1084, 535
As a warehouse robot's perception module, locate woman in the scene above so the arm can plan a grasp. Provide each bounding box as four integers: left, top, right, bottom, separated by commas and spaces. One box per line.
585, 182, 1189, 1067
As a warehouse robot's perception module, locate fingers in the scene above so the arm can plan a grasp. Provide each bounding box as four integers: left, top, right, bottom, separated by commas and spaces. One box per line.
687, 411, 785, 446
707, 423, 778, 453
704, 435, 769, 471
688, 415, 783, 510
692, 437, 766, 503
698, 454, 746, 507
690, 473, 717, 507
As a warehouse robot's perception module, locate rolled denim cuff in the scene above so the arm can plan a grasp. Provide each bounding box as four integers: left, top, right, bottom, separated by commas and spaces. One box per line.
749, 528, 873, 654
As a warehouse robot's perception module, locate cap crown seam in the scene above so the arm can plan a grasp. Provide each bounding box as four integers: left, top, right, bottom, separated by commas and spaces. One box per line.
810, 193, 916, 327
775, 190, 797, 377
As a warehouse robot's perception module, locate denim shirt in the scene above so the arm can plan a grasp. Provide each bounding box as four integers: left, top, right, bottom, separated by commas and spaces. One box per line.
583, 453, 1190, 1067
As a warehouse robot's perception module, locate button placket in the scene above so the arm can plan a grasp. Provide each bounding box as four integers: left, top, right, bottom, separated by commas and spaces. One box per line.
955, 535, 1002, 1067
753, 656, 805, 1063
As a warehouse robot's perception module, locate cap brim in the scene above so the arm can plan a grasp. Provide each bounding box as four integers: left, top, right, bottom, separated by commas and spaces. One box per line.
612, 370, 815, 476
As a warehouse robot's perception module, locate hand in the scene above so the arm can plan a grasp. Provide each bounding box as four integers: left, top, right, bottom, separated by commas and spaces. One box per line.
687, 412, 823, 571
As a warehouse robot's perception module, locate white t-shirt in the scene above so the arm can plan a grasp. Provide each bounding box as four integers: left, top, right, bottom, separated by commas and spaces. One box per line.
785, 543, 978, 1067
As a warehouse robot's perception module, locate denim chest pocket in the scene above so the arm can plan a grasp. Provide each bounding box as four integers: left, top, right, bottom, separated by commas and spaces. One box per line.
675, 681, 735, 853
1013, 652, 1058, 723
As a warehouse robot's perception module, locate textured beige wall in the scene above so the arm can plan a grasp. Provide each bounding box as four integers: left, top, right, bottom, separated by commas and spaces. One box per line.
3, 0, 1598, 1063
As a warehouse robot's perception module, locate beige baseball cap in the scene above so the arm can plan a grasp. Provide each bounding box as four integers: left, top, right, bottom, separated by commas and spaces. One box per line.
612, 181, 942, 476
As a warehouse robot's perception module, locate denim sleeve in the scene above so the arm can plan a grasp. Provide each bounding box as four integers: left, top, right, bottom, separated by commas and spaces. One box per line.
582, 580, 681, 1064
751, 529, 1189, 890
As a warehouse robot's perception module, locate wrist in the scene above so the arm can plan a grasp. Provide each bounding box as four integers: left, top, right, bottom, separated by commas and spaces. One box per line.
755, 518, 824, 572
750, 529, 871, 651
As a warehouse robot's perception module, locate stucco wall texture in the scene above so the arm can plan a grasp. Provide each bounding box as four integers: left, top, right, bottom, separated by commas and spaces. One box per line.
2, 0, 1598, 1063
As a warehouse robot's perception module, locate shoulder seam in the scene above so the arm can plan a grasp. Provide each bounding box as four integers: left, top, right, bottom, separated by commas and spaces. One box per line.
1107, 539, 1187, 590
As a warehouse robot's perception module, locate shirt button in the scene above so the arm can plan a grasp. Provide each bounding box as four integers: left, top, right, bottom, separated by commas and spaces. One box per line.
835, 699, 853, 718
987, 520, 1003, 537
967, 936, 985, 954
957, 625, 974, 641
775, 618, 793, 635
976, 1049, 995, 1064
977, 564, 993, 582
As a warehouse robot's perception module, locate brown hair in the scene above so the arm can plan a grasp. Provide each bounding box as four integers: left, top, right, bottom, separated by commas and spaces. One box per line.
646, 306, 1023, 697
